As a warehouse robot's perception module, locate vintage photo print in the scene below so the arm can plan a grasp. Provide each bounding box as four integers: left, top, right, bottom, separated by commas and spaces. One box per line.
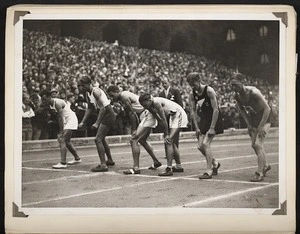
5, 5, 296, 234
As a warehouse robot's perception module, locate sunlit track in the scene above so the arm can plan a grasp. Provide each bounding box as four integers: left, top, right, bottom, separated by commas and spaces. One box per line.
174, 183, 279, 208
22, 140, 278, 163
21, 138, 279, 208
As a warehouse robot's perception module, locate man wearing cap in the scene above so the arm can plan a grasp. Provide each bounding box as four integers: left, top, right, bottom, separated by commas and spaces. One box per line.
78, 76, 116, 172
186, 72, 224, 179
230, 73, 273, 182
50, 88, 58, 98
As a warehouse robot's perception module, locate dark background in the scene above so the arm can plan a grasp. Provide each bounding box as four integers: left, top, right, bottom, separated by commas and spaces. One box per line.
1, 0, 299, 233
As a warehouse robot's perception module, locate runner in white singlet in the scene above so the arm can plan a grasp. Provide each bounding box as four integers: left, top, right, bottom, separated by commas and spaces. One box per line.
78, 76, 116, 172
107, 86, 162, 174
40, 90, 81, 169
139, 93, 188, 176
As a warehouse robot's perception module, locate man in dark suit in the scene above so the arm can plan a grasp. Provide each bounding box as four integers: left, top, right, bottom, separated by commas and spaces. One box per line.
159, 76, 183, 108
159, 75, 184, 172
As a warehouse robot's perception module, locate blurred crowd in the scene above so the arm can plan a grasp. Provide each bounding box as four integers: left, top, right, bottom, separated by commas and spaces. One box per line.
22, 29, 279, 141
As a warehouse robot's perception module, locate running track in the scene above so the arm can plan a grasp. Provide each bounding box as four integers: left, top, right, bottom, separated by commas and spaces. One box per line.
21, 137, 279, 209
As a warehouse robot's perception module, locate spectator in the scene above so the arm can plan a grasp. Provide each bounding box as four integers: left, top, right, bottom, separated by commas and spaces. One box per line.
22, 93, 35, 141
22, 29, 279, 137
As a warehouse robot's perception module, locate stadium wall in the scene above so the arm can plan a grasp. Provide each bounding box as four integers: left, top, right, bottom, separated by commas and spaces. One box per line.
22, 127, 279, 151
24, 20, 279, 85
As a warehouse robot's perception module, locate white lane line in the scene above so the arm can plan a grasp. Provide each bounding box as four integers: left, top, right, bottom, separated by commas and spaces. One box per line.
22, 141, 278, 163
139, 152, 278, 169
66, 152, 278, 167
22, 177, 177, 207
181, 177, 272, 185
22, 155, 278, 185
219, 162, 278, 173
174, 183, 279, 208
22, 167, 89, 174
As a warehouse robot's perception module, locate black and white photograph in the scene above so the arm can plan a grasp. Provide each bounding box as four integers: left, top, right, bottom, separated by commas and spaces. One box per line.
5, 4, 296, 234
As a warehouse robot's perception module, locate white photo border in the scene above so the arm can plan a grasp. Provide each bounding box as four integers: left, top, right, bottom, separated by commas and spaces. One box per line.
5, 4, 296, 234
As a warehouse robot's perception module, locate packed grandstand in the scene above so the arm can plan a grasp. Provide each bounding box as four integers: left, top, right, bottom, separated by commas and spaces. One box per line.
22, 29, 279, 140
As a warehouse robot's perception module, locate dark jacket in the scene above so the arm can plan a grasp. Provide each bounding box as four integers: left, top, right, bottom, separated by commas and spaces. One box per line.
159, 87, 183, 107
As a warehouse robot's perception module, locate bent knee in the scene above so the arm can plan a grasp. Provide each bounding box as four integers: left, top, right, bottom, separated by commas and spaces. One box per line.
199, 143, 210, 151
58, 137, 66, 144
251, 142, 262, 150
130, 138, 138, 145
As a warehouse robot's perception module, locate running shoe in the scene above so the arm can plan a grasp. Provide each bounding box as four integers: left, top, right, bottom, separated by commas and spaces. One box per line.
250, 172, 264, 182
158, 167, 173, 176
67, 159, 82, 165
52, 162, 67, 169
212, 162, 221, 175
123, 168, 141, 174
172, 166, 184, 172
106, 160, 115, 166
199, 172, 212, 179
263, 165, 271, 177
148, 162, 162, 170
91, 165, 108, 172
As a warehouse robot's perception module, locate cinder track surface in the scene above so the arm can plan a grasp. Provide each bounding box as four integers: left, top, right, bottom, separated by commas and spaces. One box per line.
22, 137, 279, 209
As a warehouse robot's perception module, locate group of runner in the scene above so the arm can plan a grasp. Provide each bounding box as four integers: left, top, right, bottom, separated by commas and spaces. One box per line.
39, 72, 273, 182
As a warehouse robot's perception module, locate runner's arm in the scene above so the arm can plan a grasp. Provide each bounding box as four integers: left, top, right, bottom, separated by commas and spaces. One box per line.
55, 102, 65, 132
252, 89, 271, 129
235, 95, 251, 127
122, 98, 138, 133
153, 102, 169, 136
189, 93, 200, 131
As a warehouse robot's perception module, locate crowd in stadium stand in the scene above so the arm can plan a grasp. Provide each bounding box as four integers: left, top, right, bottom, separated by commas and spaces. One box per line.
22, 29, 279, 141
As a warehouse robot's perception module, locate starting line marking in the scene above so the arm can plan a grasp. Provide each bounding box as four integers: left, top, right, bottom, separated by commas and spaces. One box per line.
22, 153, 278, 185
174, 182, 279, 208
22, 141, 278, 163
22, 167, 89, 174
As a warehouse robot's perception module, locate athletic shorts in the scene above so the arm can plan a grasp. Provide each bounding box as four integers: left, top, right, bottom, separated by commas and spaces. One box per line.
63, 112, 78, 130
199, 112, 224, 135
169, 110, 188, 128
139, 110, 157, 128
250, 107, 274, 128
101, 106, 116, 126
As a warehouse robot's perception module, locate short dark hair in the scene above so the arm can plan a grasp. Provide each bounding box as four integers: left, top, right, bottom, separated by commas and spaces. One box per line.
231, 73, 244, 85
106, 85, 120, 93
79, 75, 91, 85
40, 90, 51, 97
186, 72, 200, 83
138, 92, 151, 103
67, 93, 75, 100
30, 92, 39, 100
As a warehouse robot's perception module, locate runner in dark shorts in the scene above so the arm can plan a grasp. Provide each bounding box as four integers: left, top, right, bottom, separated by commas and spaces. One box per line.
78, 76, 116, 172
231, 73, 273, 182
187, 72, 224, 179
